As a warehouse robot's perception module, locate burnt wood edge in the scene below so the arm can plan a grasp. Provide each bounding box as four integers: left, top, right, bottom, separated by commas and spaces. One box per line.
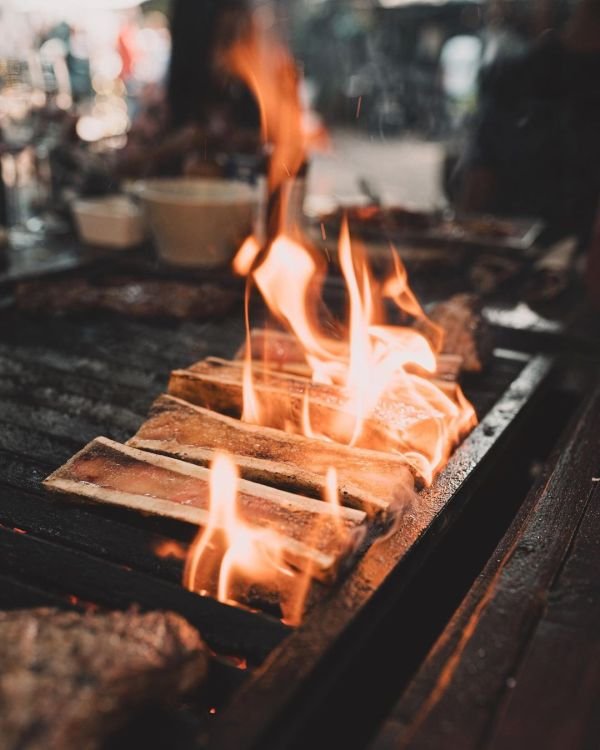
369, 379, 600, 750
0, 525, 290, 665
208, 355, 554, 750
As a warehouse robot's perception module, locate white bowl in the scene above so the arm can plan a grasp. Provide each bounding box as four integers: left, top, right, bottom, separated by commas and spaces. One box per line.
72, 195, 145, 249
136, 178, 258, 268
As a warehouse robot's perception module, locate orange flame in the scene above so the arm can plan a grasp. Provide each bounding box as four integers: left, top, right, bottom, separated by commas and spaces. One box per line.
184, 13, 477, 623
184, 452, 294, 606
235, 217, 476, 483
233, 235, 261, 277
184, 452, 351, 624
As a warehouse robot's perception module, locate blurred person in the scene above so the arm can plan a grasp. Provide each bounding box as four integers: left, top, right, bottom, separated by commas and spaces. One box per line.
454, 0, 600, 254
116, 0, 260, 179
117, 9, 140, 87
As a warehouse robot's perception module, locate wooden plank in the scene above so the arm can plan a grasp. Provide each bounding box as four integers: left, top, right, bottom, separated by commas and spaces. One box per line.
485, 481, 600, 750
44, 437, 366, 583
0, 446, 329, 621
208, 355, 554, 750
368, 383, 600, 750
168, 358, 472, 472
129, 394, 418, 515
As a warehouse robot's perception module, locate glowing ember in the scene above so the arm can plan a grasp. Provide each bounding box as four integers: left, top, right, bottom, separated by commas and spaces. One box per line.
154, 540, 187, 561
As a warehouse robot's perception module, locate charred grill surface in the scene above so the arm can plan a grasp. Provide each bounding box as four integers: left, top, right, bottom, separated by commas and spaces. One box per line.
0, 307, 565, 747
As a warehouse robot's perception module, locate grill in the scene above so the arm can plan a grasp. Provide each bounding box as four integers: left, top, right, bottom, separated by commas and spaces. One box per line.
0, 299, 593, 749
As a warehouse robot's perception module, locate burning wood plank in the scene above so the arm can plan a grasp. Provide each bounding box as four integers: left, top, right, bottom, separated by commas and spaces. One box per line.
44, 437, 366, 584
128, 394, 418, 515
0, 608, 208, 750
236, 328, 463, 381
168, 358, 472, 480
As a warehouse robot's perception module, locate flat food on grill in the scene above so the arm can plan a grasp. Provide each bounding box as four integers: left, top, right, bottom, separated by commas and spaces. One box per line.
15, 277, 238, 320
0, 608, 208, 750
427, 294, 493, 373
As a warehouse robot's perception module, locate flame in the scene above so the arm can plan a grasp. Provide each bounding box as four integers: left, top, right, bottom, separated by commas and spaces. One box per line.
235, 221, 476, 483
383, 247, 445, 352
233, 235, 261, 276
184, 451, 351, 624
184, 452, 294, 607
185, 13, 477, 623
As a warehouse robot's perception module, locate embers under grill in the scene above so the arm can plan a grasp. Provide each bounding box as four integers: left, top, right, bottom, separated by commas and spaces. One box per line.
0, 308, 584, 748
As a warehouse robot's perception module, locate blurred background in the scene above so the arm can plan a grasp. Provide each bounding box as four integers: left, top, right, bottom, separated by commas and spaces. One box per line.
0, 0, 576, 207
0, 0, 598, 309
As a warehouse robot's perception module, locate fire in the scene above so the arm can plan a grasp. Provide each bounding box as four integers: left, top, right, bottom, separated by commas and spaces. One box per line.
235, 221, 476, 483
225, 3, 474, 482
233, 235, 261, 276
184, 452, 348, 624
222, 10, 305, 196
184, 452, 292, 606
182, 11, 476, 621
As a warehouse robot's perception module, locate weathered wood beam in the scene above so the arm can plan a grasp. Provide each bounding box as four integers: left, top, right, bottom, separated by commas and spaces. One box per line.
44, 438, 365, 584
129, 394, 418, 515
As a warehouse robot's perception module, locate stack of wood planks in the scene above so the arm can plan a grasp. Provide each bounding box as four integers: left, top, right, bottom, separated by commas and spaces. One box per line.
44, 325, 474, 615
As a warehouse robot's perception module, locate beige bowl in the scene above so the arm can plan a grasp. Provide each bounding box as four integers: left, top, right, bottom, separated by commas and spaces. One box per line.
136, 178, 258, 268
72, 195, 145, 249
